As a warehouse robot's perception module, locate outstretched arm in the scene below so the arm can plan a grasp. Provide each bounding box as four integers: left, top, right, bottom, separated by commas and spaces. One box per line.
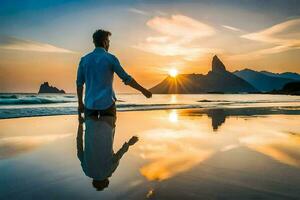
113, 136, 139, 162
127, 79, 152, 98
112, 56, 152, 98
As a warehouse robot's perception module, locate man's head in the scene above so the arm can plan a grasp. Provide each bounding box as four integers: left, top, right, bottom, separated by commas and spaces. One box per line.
93, 29, 111, 51
92, 178, 110, 191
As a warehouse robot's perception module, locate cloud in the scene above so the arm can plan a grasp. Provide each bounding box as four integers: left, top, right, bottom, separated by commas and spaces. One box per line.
229, 45, 298, 60
146, 15, 215, 41
222, 25, 243, 32
128, 8, 149, 16
0, 35, 76, 53
134, 14, 216, 61
240, 18, 300, 55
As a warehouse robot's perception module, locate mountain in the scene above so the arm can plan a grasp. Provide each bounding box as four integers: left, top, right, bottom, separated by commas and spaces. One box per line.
38, 82, 65, 94
269, 81, 300, 95
150, 56, 259, 94
260, 71, 300, 80
234, 69, 295, 92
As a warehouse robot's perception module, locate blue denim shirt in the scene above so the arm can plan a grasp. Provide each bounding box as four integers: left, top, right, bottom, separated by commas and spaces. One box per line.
77, 117, 130, 180
76, 47, 132, 110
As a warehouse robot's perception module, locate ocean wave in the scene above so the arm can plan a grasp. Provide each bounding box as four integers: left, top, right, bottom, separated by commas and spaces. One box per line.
0, 104, 199, 119
0, 95, 76, 105
0, 95, 18, 99
1, 103, 300, 119
1, 94, 300, 119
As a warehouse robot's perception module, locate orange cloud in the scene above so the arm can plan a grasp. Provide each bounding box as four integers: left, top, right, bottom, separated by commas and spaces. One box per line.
0, 35, 76, 53
134, 14, 217, 61
239, 18, 300, 57
147, 15, 215, 40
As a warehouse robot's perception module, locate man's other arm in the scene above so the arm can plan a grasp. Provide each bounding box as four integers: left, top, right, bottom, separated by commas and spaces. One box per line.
76, 122, 84, 162
76, 58, 85, 114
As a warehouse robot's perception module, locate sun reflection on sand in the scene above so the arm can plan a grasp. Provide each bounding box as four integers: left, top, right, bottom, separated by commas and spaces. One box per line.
140, 148, 213, 181
241, 134, 300, 167
0, 134, 71, 159
0, 115, 76, 159
168, 110, 178, 123
136, 110, 300, 181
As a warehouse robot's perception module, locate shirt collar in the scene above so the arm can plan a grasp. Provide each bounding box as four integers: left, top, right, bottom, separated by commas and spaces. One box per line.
93, 47, 106, 53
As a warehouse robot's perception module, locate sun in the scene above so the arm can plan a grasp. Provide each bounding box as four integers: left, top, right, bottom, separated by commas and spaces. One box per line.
169, 69, 178, 77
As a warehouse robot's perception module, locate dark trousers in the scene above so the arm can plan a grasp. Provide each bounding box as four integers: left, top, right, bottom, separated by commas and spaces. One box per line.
84, 103, 116, 127
84, 103, 116, 118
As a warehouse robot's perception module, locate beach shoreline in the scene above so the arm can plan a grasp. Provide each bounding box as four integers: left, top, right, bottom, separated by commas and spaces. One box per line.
1, 108, 300, 199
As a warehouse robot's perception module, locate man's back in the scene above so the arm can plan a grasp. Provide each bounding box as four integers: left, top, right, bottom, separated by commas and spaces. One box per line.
82, 117, 115, 180
76, 29, 152, 116
76, 47, 132, 110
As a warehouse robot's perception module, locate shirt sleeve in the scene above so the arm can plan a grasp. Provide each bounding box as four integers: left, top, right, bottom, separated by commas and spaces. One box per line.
111, 55, 133, 85
76, 58, 85, 87
113, 142, 130, 162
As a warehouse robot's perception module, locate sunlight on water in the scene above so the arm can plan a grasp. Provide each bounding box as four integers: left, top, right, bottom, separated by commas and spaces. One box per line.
135, 110, 300, 182
168, 110, 178, 123
0, 108, 300, 199
170, 94, 177, 104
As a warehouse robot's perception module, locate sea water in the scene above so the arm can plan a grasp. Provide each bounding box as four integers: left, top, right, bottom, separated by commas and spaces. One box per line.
0, 93, 300, 118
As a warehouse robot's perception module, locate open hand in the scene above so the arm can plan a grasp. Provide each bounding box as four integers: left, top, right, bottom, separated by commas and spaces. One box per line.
142, 89, 152, 98
78, 103, 85, 122
78, 114, 85, 123
128, 136, 139, 146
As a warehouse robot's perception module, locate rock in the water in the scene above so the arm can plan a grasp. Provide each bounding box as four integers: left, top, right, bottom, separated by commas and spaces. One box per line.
38, 82, 65, 94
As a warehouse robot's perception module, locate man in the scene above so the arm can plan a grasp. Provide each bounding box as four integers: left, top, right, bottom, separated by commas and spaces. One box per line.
76, 116, 138, 191
76, 29, 152, 118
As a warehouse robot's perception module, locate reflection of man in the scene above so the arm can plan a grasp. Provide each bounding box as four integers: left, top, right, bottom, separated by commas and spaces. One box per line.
76, 116, 138, 191
76, 29, 152, 119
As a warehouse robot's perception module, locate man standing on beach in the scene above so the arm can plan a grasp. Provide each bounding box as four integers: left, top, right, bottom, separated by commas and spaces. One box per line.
76, 29, 152, 119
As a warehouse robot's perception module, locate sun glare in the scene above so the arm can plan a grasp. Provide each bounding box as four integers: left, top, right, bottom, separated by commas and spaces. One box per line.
169, 69, 178, 77
169, 110, 178, 123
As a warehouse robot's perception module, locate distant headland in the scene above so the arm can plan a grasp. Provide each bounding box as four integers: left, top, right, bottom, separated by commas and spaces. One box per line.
38, 82, 65, 94
150, 55, 258, 94
150, 55, 300, 95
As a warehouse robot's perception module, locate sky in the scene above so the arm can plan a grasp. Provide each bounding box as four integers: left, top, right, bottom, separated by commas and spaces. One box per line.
0, 0, 299, 93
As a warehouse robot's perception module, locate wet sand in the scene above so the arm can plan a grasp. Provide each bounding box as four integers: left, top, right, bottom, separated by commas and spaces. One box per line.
0, 108, 300, 199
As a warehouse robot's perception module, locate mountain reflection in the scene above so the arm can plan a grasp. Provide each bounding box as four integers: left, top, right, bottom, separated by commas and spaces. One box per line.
180, 107, 300, 131
76, 116, 138, 191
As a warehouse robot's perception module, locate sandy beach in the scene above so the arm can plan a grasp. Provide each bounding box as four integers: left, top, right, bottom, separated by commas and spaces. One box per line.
1, 107, 300, 199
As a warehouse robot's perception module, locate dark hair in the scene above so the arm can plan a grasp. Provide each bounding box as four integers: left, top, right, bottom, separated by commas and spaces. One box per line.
92, 179, 109, 191
93, 29, 111, 47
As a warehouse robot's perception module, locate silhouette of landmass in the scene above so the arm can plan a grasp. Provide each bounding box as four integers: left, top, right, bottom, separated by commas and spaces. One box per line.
38, 82, 65, 94
234, 69, 297, 92
150, 56, 258, 94
269, 81, 300, 95
260, 71, 300, 80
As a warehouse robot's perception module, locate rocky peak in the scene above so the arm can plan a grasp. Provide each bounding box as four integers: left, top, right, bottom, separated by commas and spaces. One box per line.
212, 55, 226, 73
38, 82, 65, 94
